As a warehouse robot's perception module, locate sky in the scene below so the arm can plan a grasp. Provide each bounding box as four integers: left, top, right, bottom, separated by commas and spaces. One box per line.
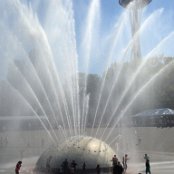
72, 0, 174, 73
73, 0, 174, 31
1, 0, 174, 76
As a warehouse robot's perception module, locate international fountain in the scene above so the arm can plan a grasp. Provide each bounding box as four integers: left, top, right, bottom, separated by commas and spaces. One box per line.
0, 0, 174, 174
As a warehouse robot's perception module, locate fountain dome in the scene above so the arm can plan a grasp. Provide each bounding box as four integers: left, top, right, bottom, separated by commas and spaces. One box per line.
35, 136, 115, 173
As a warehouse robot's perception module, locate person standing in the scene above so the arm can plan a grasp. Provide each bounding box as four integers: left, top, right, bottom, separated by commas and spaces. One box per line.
71, 160, 77, 173
113, 161, 124, 174
144, 154, 151, 174
122, 154, 129, 172
15, 161, 22, 174
82, 162, 86, 173
145, 159, 151, 174
96, 164, 100, 174
118, 161, 124, 174
61, 159, 69, 174
112, 155, 118, 166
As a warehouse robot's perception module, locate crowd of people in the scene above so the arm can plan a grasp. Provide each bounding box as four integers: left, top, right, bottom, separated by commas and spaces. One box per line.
111, 154, 128, 174
15, 153, 151, 174
61, 159, 79, 174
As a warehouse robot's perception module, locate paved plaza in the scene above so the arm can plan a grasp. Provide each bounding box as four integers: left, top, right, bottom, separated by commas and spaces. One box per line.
0, 127, 174, 174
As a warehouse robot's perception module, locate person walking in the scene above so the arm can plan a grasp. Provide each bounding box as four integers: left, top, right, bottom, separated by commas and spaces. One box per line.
145, 159, 151, 174
144, 154, 151, 174
122, 154, 129, 173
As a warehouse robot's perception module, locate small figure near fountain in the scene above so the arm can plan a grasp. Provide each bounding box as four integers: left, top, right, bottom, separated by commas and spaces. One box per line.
15, 161, 22, 174
111, 154, 124, 174
82, 162, 86, 173
112, 154, 118, 166
122, 154, 129, 173
144, 154, 151, 174
61, 159, 69, 174
70, 160, 77, 173
96, 164, 100, 174
113, 161, 124, 174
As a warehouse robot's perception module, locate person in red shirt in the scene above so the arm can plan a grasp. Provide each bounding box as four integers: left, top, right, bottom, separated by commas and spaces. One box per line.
15, 161, 22, 174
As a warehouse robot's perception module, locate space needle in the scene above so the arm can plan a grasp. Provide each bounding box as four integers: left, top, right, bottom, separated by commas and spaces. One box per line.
119, 0, 152, 61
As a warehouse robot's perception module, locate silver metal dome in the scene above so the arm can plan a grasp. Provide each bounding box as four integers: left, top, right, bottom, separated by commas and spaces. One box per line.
36, 136, 116, 173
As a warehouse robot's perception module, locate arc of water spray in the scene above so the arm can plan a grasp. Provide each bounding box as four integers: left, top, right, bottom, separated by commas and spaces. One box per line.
105, 58, 174, 142
8, 61, 60, 143
51, 0, 80, 136
102, 31, 174, 141
67, 39, 81, 136
26, 0, 75, 137
53, 49, 76, 136
95, 9, 163, 138
36, 36, 74, 137
95, 13, 134, 137
82, 94, 90, 135
81, 0, 101, 135
101, 21, 173, 141
34, 23, 74, 137
48, 0, 79, 135
1, 24, 63, 141
4, 0, 74, 138
91, 11, 128, 136
12, 47, 65, 137
68, 1, 81, 137
25, 55, 68, 139
42, 51, 75, 137
38, 0, 82, 138
6, 81, 56, 145
108, 134, 121, 146
41, 60, 74, 138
